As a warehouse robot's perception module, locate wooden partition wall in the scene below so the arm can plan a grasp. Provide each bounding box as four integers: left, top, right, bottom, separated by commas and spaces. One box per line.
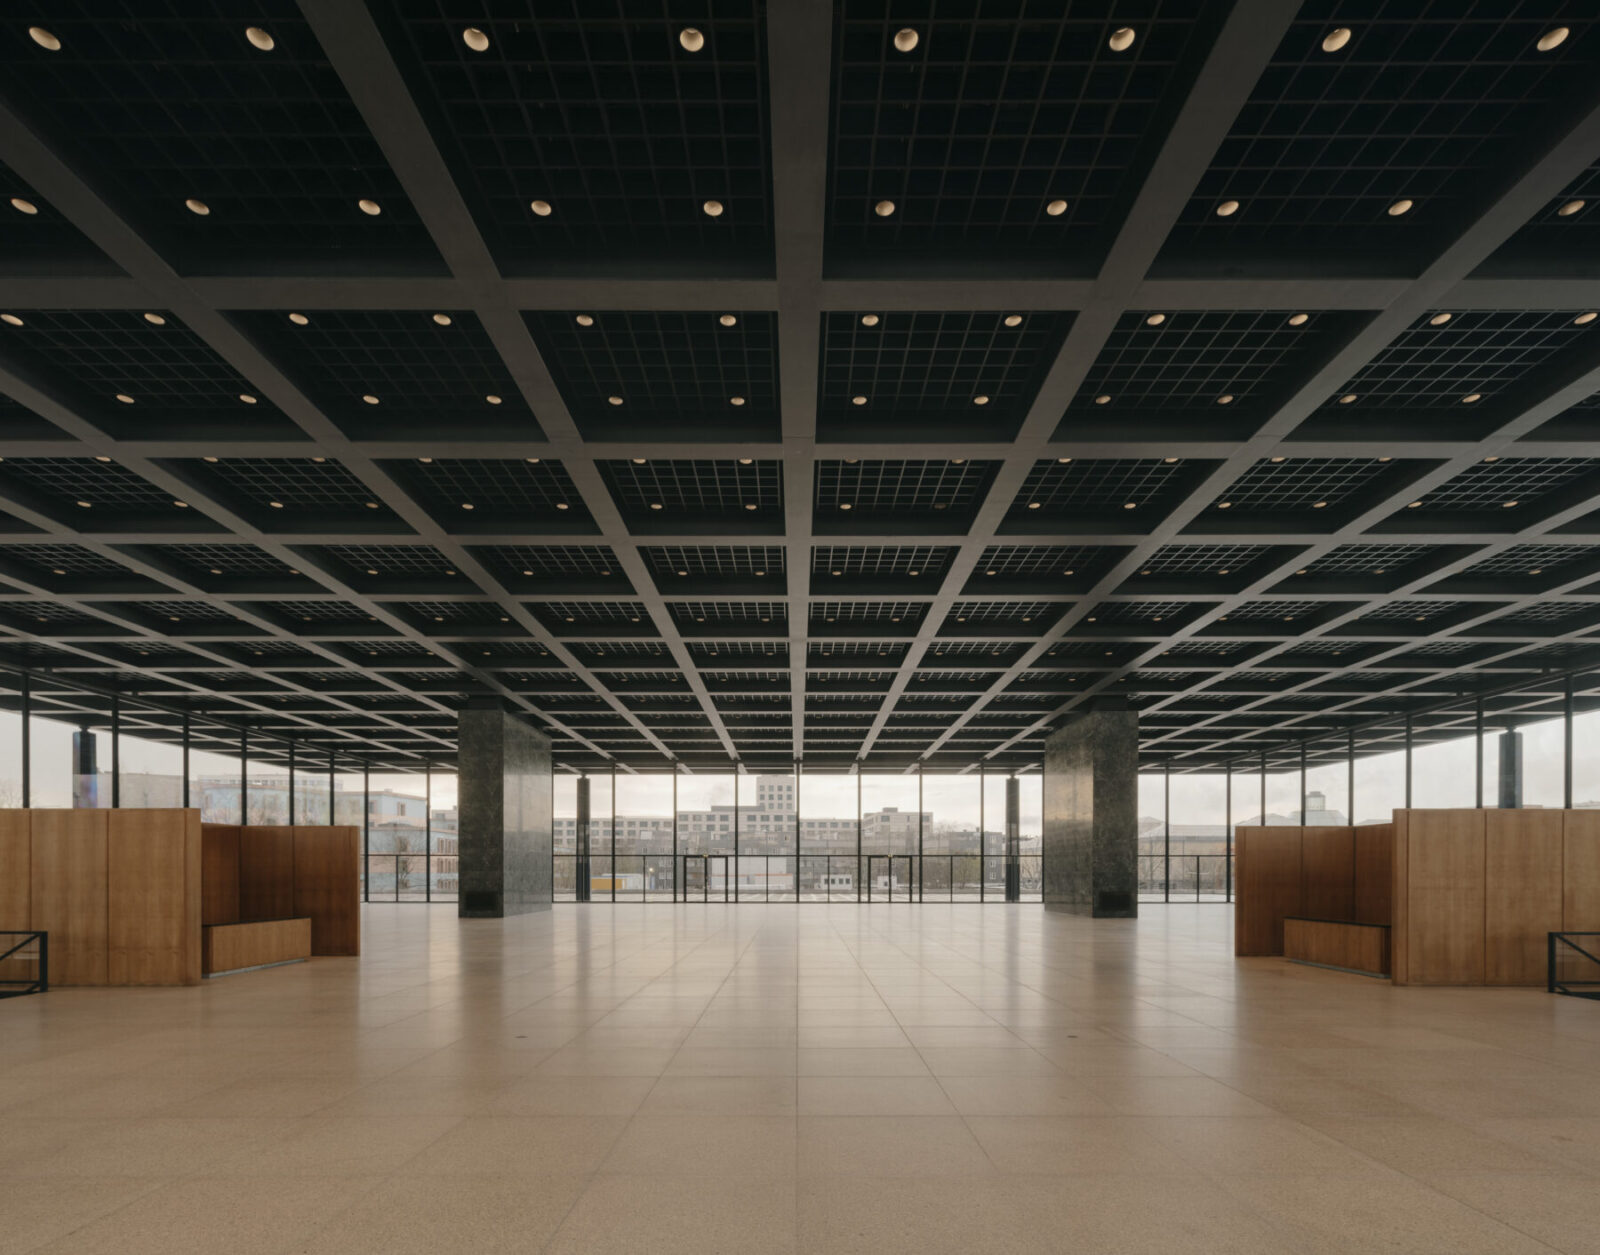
0, 809, 202, 986
1234, 823, 1394, 957
1393, 808, 1600, 985
200, 824, 360, 956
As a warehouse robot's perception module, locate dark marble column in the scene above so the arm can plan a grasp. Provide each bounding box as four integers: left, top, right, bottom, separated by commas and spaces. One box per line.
457, 698, 552, 917
1497, 729, 1523, 809
1043, 697, 1138, 918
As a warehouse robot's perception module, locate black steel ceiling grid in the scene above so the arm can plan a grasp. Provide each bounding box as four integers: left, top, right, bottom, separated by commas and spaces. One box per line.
0, 1, 439, 272
3, 3, 1600, 775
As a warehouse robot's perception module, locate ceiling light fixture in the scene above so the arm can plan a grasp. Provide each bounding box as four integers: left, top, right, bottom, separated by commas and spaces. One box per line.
1003, 314, 1022, 327
1429, 312, 1452, 325
874, 199, 895, 217
1217, 501, 1232, 509
462, 26, 489, 51
530, 200, 552, 216
851, 395, 867, 406
1215, 199, 1240, 217
973, 395, 989, 406
719, 314, 737, 327
288, 312, 308, 325
744, 503, 756, 510
1046, 199, 1068, 216
1145, 313, 1166, 326
142, 312, 166, 326
1322, 27, 1351, 52
861, 314, 879, 327
1559, 199, 1586, 217
730, 396, 745, 406
1338, 393, 1358, 404
115, 393, 134, 404
432, 313, 452, 326
608, 395, 623, 406
738, 457, 753, 464
362, 394, 379, 405
680, 27, 705, 52
485, 394, 502, 405
10, 197, 38, 214
1108, 26, 1136, 51
0, 314, 20, 327
1312, 500, 1328, 509
1217, 394, 1234, 404
173, 500, 188, 508
1026, 501, 1040, 510
1287, 313, 1308, 326
238, 393, 257, 404
1462, 392, 1482, 403
185, 198, 211, 216
893, 28, 919, 52
358, 199, 381, 216
1503, 500, 1519, 508
1574, 312, 1597, 325
1387, 199, 1413, 216
246, 26, 274, 51
1537, 27, 1570, 52
703, 199, 724, 217
1094, 394, 1110, 405
28, 26, 60, 51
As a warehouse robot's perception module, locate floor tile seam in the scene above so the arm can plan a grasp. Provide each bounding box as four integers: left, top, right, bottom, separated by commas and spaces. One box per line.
10, 1174, 176, 1255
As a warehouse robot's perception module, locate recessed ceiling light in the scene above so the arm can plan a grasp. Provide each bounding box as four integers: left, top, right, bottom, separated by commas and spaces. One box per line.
556, 502, 569, 510
861, 314, 880, 327
680, 27, 706, 52
1559, 199, 1586, 217
1312, 500, 1328, 509
358, 198, 382, 216
418, 456, 432, 463
1575, 312, 1597, 325
649, 502, 663, 510
1529, 568, 1544, 576
1145, 313, 1166, 326
607, 395, 624, 406
28, 26, 60, 51
1218, 569, 1229, 575
0, 314, 20, 327
1387, 199, 1413, 216
185, 198, 211, 216
1094, 394, 1110, 405
839, 502, 852, 510
1217, 394, 1234, 404
93, 455, 110, 462
1428, 312, 1453, 326
269, 500, 284, 509
1215, 199, 1240, 217
530, 200, 552, 216
245, 26, 274, 51
1462, 393, 1482, 403
1003, 314, 1022, 327
10, 197, 38, 215
461, 502, 475, 510
1162, 457, 1178, 463
1287, 313, 1308, 326
1108, 27, 1136, 51
238, 393, 257, 404
431, 313, 452, 326
893, 27, 919, 52
462, 26, 489, 52
703, 199, 724, 217
744, 503, 756, 510
76, 500, 90, 508
1046, 199, 1068, 216
362, 394, 379, 405
1217, 501, 1232, 509
1502, 500, 1518, 508
874, 200, 895, 217
1123, 502, 1137, 509
1270, 455, 1285, 462
973, 395, 989, 406
203, 455, 219, 462
851, 395, 867, 406
173, 500, 188, 508
115, 393, 135, 404
1026, 501, 1040, 510
141, 312, 167, 326
738, 457, 753, 464
1407, 500, 1422, 508
1483, 455, 1500, 462
1338, 393, 1358, 404
1322, 27, 1351, 52
1538, 27, 1570, 52
719, 314, 737, 327
288, 312, 309, 325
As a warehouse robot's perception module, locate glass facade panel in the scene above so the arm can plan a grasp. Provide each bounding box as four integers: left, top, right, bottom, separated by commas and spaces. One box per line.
1263, 766, 1301, 825
1412, 723, 1477, 808
430, 770, 459, 900
553, 773, 578, 901
741, 772, 790, 856
1017, 772, 1042, 901
116, 706, 185, 807
0, 674, 22, 807
676, 773, 736, 855
294, 765, 332, 824
244, 743, 291, 825
860, 775, 917, 857
29, 684, 101, 808
191, 726, 242, 823
1353, 739, 1407, 825
366, 770, 429, 902
1519, 707, 1566, 809
1303, 749, 1350, 824
1167, 773, 1227, 901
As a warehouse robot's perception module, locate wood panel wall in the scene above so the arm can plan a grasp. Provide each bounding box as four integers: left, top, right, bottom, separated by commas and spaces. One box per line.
1564, 810, 1600, 932
29, 809, 109, 985
203, 918, 311, 976
108, 809, 201, 985
201, 824, 241, 926
1234, 828, 1302, 956
1301, 827, 1356, 920
1353, 826, 1394, 926
1485, 810, 1564, 986
239, 825, 295, 921
1401, 809, 1485, 985
1284, 918, 1390, 977
293, 825, 360, 956
0, 809, 29, 931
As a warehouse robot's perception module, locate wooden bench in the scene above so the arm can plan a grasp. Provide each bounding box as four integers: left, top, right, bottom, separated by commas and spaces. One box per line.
202, 918, 311, 977
1284, 917, 1391, 978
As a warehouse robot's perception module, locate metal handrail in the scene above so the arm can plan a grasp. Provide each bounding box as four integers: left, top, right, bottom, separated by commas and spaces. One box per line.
0, 930, 48, 998
1548, 932, 1600, 999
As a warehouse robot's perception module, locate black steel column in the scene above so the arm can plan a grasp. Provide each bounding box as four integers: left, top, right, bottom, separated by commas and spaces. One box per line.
1475, 699, 1485, 808
110, 696, 119, 809
575, 775, 591, 902
19, 673, 29, 807
1498, 729, 1523, 809
1564, 677, 1575, 810
181, 709, 190, 809
288, 741, 296, 824
1004, 775, 1020, 902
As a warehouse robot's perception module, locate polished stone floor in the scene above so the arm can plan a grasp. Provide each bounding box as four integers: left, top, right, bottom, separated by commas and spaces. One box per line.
3, 904, 1600, 1254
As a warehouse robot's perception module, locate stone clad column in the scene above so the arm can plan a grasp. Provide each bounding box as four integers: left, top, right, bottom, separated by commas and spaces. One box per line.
1043, 697, 1138, 918
457, 697, 553, 917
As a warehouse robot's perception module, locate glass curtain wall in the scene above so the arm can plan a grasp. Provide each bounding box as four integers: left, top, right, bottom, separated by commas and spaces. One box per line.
553, 773, 578, 901
429, 769, 459, 901
922, 774, 980, 900
1016, 772, 1043, 900
613, 774, 673, 901
1167, 773, 1227, 901
116, 705, 185, 807
191, 726, 242, 823
0, 674, 22, 807
860, 774, 917, 900
245, 743, 291, 825
1137, 772, 1166, 900
294, 762, 332, 824
677, 772, 736, 900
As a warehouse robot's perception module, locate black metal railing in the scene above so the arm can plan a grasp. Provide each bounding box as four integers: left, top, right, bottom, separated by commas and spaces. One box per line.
553, 854, 1042, 902
0, 931, 48, 998
1138, 853, 1233, 902
1548, 932, 1600, 999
